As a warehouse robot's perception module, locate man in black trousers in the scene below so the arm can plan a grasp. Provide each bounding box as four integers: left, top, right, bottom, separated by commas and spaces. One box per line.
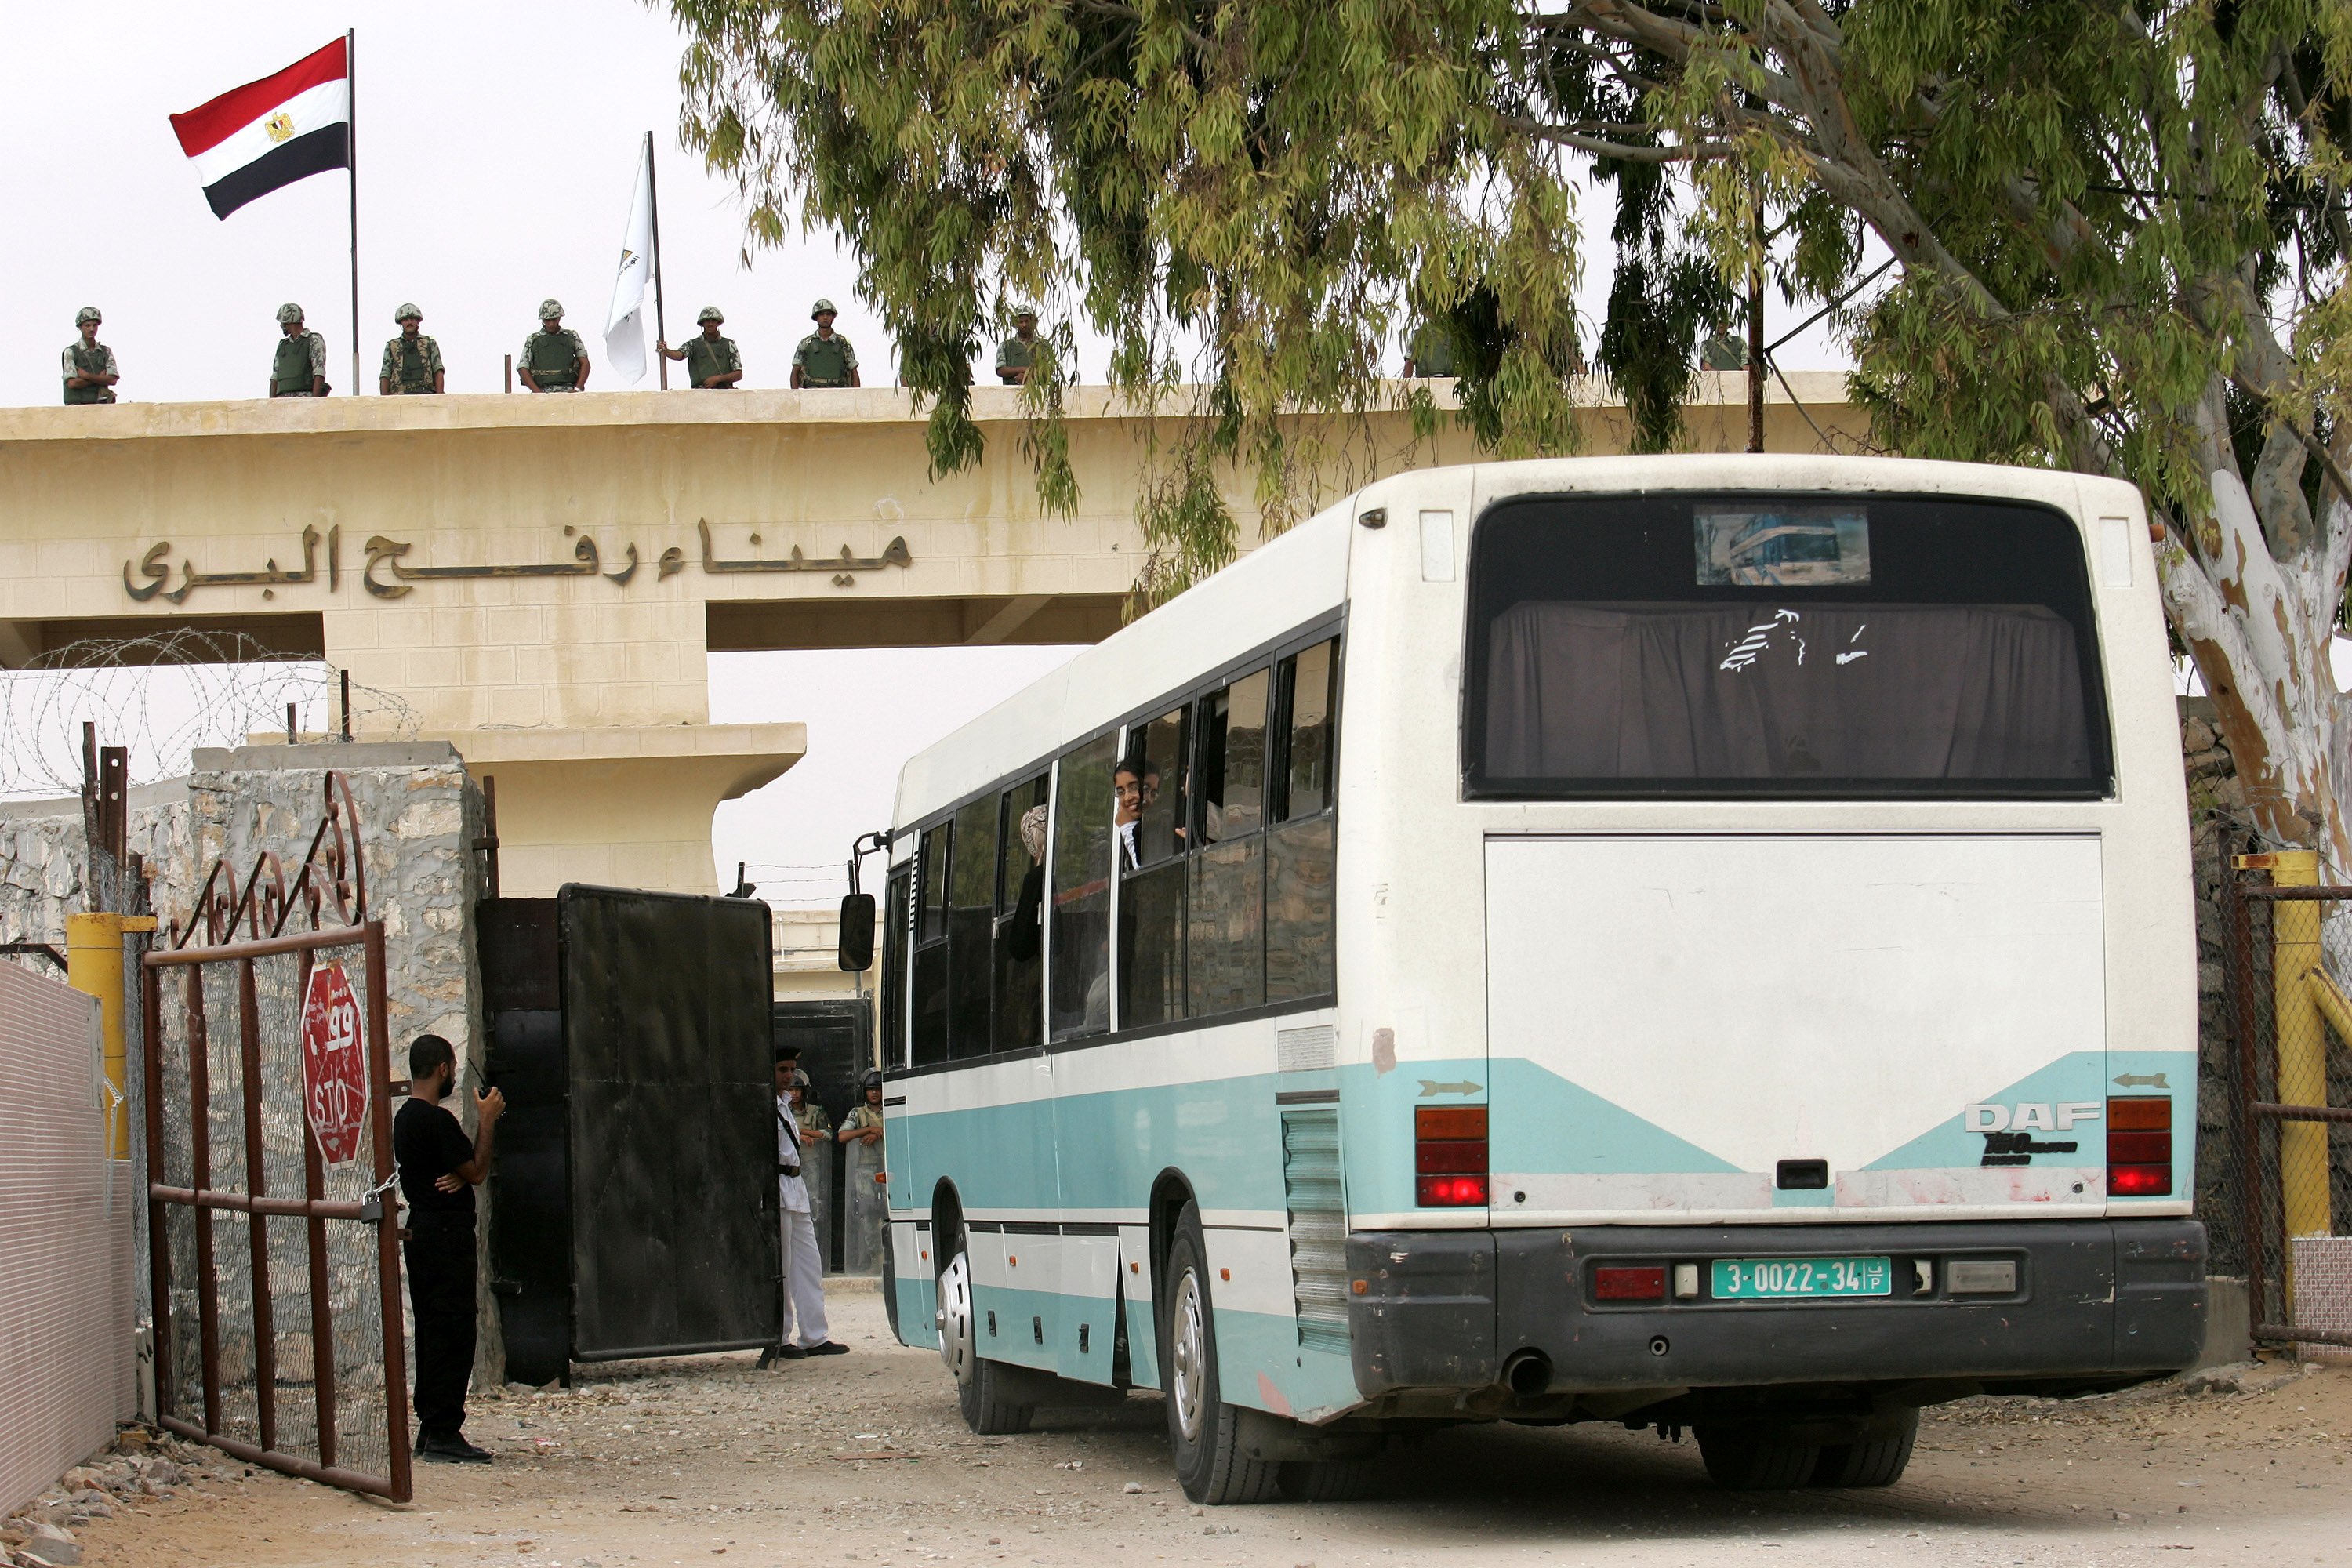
393, 1033, 504, 1463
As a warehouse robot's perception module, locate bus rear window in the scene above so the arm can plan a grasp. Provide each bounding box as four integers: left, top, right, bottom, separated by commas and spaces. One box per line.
1463, 493, 2112, 798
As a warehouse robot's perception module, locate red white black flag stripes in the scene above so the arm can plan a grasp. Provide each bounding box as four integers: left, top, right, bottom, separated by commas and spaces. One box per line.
169, 37, 350, 220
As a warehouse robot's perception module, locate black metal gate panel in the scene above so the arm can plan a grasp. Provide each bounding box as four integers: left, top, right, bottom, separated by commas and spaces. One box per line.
560, 886, 779, 1360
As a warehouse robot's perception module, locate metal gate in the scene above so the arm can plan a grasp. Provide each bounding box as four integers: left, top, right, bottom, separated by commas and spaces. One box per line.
2220, 847, 2352, 1353
140, 775, 411, 1501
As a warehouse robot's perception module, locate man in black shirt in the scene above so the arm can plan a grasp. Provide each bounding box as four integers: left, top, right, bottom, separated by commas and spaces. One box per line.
393, 1033, 504, 1463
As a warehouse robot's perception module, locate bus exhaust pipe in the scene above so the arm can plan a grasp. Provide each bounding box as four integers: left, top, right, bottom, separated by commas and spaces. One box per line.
1502, 1349, 1552, 1397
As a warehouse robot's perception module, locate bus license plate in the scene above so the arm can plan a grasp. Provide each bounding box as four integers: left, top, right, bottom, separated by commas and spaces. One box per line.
1711, 1257, 1891, 1299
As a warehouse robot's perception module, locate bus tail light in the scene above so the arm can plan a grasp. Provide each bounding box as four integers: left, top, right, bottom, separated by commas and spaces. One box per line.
1593, 1265, 1667, 1301
2107, 1096, 2172, 1196
1415, 1106, 1486, 1207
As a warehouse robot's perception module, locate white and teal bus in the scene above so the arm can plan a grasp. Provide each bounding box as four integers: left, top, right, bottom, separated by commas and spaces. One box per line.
848, 455, 2205, 1504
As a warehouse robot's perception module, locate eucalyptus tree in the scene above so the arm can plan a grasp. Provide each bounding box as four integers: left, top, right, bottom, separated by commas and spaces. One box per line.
670, 0, 2349, 860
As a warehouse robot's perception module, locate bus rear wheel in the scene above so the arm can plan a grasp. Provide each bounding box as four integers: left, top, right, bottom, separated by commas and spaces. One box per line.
1695, 1425, 1820, 1490
938, 1243, 1033, 1436
1810, 1409, 1918, 1487
1162, 1203, 1279, 1505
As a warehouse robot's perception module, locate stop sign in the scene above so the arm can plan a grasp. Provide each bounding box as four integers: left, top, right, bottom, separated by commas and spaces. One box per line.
299, 960, 368, 1167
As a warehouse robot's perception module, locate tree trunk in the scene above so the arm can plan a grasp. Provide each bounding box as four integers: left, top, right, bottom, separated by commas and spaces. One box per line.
2157, 467, 2352, 885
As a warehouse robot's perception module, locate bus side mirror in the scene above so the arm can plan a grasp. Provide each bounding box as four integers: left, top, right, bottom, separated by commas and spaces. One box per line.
837, 891, 876, 971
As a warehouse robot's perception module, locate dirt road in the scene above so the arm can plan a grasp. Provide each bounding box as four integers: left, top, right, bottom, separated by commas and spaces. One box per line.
52, 1280, 2352, 1568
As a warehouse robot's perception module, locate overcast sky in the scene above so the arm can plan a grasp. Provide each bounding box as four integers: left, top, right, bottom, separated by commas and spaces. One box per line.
3, 3, 1860, 901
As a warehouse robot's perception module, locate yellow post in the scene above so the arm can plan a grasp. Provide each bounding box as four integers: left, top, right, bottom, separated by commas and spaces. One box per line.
2261, 851, 2332, 1245
64, 910, 158, 1160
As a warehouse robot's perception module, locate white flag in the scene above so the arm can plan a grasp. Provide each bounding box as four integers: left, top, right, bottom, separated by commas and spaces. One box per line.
603, 140, 656, 383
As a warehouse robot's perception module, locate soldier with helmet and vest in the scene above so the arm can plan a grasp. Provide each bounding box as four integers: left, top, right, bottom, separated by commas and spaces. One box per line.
518, 299, 590, 393
379, 303, 446, 395
657, 306, 743, 389
790, 299, 860, 389
267, 303, 329, 397
61, 307, 119, 405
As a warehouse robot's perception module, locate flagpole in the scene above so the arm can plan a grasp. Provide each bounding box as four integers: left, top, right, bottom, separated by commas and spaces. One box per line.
645, 130, 669, 390
347, 27, 360, 396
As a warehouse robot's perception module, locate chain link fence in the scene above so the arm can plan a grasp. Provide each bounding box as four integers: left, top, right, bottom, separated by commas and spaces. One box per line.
2218, 848, 2352, 1359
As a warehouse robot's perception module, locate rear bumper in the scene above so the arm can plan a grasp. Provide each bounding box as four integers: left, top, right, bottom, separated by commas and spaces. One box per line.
1347, 1219, 2205, 1400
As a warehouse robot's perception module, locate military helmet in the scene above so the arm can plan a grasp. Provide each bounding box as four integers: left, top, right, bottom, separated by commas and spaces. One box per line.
811, 298, 837, 318
276, 302, 305, 325
697, 305, 724, 325
393, 302, 423, 323
860, 1069, 884, 1093
539, 297, 564, 321
1012, 303, 1039, 321
74, 305, 103, 326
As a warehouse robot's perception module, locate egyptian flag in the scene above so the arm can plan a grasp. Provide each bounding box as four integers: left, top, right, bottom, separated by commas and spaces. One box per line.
169, 38, 350, 220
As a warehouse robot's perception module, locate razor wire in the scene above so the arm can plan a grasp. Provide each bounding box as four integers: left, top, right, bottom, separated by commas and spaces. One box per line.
0, 630, 419, 799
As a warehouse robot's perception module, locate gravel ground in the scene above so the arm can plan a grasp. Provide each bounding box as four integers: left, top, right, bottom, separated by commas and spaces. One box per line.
41, 1279, 2352, 1568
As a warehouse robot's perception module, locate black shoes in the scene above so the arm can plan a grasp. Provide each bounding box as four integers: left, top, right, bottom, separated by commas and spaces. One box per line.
804, 1341, 849, 1356
417, 1433, 493, 1464
756, 1341, 844, 1367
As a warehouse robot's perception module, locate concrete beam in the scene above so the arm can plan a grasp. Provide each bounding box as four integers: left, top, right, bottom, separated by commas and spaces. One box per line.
963, 593, 1054, 645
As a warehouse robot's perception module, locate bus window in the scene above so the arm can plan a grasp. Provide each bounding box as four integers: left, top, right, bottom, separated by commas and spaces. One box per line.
1189, 669, 1269, 1016
1050, 734, 1118, 1040
1276, 640, 1336, 821
1196, 670, 1269, 842
912, 824, 951, 1065
1268, 639, 1338, 1003
1464, 494, 2111, 797
994, 775, 1050, 1053
882, 862, 911, 1067
948, 794, 997, 1058
1120, 706, 1190, 1029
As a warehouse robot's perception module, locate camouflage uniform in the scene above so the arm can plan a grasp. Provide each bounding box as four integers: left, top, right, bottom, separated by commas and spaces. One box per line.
684, 333, 742, 389
995, 333, 1044, 379
62, 309, 118, 405
522, 299, 586, 391
380, 329, 446, 394
792, 300, 859, 388
270, 303, 328, 397
840, 1101, 887, 1274
1405, 323, 1457, 379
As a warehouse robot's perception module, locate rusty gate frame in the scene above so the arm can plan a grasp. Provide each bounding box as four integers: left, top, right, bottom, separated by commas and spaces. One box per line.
140, 773, 412, 1501
2222, 850, 2352, 1350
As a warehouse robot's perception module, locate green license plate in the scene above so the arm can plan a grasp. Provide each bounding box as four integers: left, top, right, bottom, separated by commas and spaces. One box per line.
1711, 1256, 1891, 1299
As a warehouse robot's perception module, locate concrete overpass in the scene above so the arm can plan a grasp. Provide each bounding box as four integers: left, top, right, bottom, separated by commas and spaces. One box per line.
0, 372, 1861, 897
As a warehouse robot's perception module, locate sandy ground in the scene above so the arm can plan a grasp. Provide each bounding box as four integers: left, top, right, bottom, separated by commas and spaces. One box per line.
59, 1279, 2352, 1568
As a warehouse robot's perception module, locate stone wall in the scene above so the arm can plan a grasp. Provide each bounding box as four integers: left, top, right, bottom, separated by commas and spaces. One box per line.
1, 740, 501, 1416
2180, 697, 2256, 1272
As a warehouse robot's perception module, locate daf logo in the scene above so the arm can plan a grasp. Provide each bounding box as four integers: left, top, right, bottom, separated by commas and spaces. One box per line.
1964, 1102, 2103, 1133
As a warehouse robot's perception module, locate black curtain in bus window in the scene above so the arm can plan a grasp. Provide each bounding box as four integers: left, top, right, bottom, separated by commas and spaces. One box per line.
911, 826, 951, 1065
882, 865, 911, 1067
1464, 495, 2112, 797
948, 794, 998, 1058
1051, 734, 1118, 1040
994, 775, 1049, 1054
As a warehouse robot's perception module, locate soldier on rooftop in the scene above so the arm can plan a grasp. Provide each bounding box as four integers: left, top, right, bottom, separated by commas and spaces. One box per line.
995, 304, 1046, 386
268, 303, 329, 397
658, 306, 743, 389
62, 307, 119, 405
519, 299, 590, 393
790, 299, 860, 389
379, 303, 446, 395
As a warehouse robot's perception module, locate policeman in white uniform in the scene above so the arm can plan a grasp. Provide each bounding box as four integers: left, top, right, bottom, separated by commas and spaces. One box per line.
763, 1054, 849, 1364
